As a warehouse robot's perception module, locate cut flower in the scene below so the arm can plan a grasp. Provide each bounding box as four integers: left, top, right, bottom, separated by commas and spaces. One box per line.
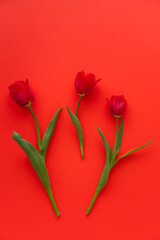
8, 79, 33, 107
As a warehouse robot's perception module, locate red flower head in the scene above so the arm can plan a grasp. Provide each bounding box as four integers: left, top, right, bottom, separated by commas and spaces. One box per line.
75, 71, 101, 96
108, 95, 127, 117
8, 79, 33, 107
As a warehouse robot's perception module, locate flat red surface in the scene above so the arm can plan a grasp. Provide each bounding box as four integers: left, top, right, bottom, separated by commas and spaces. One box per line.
0, 0, 160, 239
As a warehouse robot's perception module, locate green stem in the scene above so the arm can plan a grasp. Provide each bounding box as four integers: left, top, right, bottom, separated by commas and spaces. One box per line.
86, 190, 99, 215
47, 188, 60, 217
80, 144, 84, 159
111, 117, 119, 163
41, 155, 45, 164
76, 95, 82, 118
28, 105, 41, 150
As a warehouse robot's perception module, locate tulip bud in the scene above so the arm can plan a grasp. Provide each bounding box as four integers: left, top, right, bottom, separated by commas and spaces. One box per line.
8, 79, 33, 107
75, 71, 100, 96
108, 95, 127, 117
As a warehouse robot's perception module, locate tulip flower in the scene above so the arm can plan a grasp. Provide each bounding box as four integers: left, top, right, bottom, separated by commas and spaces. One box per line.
108, 95, 127, 117
86, 95, 153, 215
67, 71, 100, 159
75, 71, 100, 97
8, 79, 33, 107
9, 79, 62, 217
8, 79, 41, 149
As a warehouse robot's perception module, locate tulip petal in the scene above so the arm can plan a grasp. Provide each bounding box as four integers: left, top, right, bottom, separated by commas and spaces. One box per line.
25, 79, 34, 102
8, 84, 29, 106
13, 81, 26, 90
75, 71, 88, 95
84, 73, 96, 96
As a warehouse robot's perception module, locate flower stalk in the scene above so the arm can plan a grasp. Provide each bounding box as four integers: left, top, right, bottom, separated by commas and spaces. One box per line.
111, 117, 119, 164
28, 105, 41, 151
86, 95, 153, 215
67, 71, 100, 159
9, 79, 62, 217
86, 190, 99, 215
47, 188, 60, 217
76, 95, 83, 118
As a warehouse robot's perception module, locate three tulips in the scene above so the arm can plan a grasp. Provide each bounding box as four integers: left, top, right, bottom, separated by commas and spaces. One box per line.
8, 72, 153, 216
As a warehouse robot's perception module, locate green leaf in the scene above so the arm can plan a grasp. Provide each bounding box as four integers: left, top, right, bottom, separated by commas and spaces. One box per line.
13, 131, 51, 189
66, 106, 84, 159
116, 118, 123, 156
40, 108, 62, 159
86, 127, 111, 215
97, 126, 111, 191
12, 131, 60, 216
112, 139, 154, 168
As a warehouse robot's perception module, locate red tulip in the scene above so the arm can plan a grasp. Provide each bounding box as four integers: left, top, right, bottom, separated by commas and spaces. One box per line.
108, 95, 127, 117
8, 79, 33, 107
75, 71, 100, 96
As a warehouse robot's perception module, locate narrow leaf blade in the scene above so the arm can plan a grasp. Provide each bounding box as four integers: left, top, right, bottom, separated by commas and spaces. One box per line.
13, 131, 51, 191
116, 118, 123, 156
112, 139, 154, 167
97, 163, 110, 192
86, 127, 111, 215
97, 127, 111, 191
66, 106, 84, 159
117, 140, 153, 161
97, 126, 111, 163
40, 108, 62, 158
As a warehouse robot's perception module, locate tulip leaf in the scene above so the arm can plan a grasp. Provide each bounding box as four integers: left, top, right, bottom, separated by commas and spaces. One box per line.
13, 131, 51, 189
40, 108, 62, 159
97, 126, 111, 191
86, 127, 111, 215
116, 118, 123, 156
12, 131, 60, 216
112, 139, 154, 168
66, 106, 84, 159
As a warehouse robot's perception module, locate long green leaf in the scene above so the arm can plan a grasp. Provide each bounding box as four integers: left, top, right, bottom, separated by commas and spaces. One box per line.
66, 106, 84, 159
112, 139, 154, 168
86, 127, 111, 215
116, 118, 123, 156
97, 126, 111, 191
12, 131, 60, 216
13, 131, 51, 190
40, 108, 62, 158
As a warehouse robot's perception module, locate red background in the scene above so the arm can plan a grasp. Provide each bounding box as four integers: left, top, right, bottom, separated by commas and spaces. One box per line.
0, 0, 160, 239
